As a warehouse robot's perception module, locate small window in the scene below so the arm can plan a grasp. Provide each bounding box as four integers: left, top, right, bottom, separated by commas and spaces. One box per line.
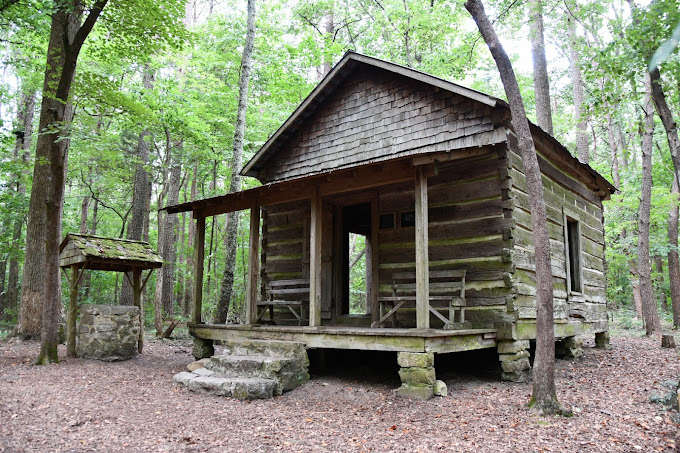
565, 217, 583, 293
400, 211, 416, 228
379, 213, 395, 230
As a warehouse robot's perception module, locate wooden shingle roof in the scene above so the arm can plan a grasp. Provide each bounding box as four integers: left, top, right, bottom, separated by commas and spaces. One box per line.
241, 52, 505, 180
59, 233, 163, 272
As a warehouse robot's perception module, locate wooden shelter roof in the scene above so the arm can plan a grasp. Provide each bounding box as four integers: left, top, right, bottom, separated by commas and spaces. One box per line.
59, 233, 163, 272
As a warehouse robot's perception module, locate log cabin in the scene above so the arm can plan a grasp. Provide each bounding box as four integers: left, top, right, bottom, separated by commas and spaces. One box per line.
166, 52, 615, 395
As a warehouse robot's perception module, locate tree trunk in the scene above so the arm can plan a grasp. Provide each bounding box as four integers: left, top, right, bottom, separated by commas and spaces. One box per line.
154, 138, 182, 335
120, 68, 154, 307
183, 164, 197, 317
650, 67, 680, 184
654, 256, 668, 313
638, 73, 661, 336
321, 11, 334, 78
83, 197, 98, 299
633, 282, 643, 321
567, 15, 589, 163
606, 109, 621, 188
214, 0, 256, 324
529, 0, 553, 135
35, 0, 108, 365
668, 176, 680, 328
465, 0, 564, 415
5, 88, 35, 322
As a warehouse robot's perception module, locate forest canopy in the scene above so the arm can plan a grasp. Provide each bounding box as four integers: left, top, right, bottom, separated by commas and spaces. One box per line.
0, 0, 679, 335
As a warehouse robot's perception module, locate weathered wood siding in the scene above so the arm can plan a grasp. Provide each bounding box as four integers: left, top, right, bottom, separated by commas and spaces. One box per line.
260, 201, 310, 325
507, 131, 608, 329
377, 149, 515, 328
259, 66, 506, 183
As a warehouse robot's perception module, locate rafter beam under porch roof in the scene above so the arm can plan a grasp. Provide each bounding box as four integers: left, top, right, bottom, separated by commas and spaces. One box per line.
164, 157, 422, 218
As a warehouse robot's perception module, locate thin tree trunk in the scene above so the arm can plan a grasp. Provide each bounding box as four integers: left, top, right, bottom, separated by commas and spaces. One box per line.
633, 282, 643, 320
177, 193, 187, 312
650, 68, 680, 184
183, 164, 197, 317
606, 109, 621, 188
215, 0, 256, 324
654, 256, 668, 313
79, 197, 89, 233
320, 11, 334, 79
648, 67, 680, 327
465, 0, 564, 416
638, 73, 661, 336
529, 0, 553, 135
6, 88, 35, 321
83, 197, 98, 300
154, 134, 182, 334
120, 69, 154, 307
668, 176, 680, 328
567, 15, 589, 163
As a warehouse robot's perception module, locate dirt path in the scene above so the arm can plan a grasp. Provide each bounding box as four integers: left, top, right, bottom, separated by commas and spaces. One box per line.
0, 334, 677, 452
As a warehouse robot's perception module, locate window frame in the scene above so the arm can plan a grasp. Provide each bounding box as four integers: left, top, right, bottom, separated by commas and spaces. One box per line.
563, 208, 584, 297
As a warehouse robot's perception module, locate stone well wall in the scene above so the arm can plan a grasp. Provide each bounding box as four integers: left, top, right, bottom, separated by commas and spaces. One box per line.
77, 305, 140, 361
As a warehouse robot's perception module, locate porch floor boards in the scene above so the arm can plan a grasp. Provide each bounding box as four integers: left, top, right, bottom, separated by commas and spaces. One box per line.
189, 323, 497, 354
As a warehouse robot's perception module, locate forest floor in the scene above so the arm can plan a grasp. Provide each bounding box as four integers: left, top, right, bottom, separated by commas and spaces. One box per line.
0, 330, 678, 452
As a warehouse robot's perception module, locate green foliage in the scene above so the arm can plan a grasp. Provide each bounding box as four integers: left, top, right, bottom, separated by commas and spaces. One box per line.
2, 0, 680, 329
349, 233, 367, 314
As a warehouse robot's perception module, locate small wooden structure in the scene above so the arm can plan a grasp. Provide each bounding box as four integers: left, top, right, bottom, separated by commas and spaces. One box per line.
166, 52, 615, 376
59, 233, 163, 356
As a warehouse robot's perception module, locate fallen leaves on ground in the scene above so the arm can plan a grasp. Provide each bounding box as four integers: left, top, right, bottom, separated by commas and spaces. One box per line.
0, 335, 677, 452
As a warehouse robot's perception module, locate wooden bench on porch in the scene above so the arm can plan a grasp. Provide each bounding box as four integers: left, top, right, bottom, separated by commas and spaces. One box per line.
256, 279, 309, 325
372, 270, 466, 329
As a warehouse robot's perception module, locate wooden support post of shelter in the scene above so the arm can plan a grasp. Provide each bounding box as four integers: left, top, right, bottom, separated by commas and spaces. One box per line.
246, 201, 260, 324
309, 187, 323, 327
415, 166, 430, 329
59, 233, 163, 356
193, 215, 206, 325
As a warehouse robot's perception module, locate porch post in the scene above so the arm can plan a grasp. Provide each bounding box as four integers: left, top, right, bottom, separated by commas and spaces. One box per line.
192, 214, 206, 324
309, 188, 322, 327
66, 264, 81, 357
415, 167, 430, 329
369, 198, 379, 322
132, 268, 144, 353
245, 202, 260, 324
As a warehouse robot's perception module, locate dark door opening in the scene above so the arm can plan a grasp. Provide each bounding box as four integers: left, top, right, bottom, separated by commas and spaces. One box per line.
342, 203, 371, 315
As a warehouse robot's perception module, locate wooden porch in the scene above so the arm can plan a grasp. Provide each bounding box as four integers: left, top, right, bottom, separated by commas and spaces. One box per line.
189, 323, 497, 354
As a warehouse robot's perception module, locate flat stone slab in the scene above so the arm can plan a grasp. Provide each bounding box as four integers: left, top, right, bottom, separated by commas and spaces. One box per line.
173, 371, 276, 400
207, 353, 309, 393
221, 339, 308, 361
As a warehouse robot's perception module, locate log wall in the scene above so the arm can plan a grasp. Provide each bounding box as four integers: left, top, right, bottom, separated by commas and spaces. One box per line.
377, 149, 515, 328
260, 201, 311, 325
506, 131, 608, 329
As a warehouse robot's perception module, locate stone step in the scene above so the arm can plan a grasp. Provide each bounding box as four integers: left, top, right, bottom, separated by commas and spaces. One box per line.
173, 371, 276, 400
205, 354, 309, 393
221, 339, 308, 360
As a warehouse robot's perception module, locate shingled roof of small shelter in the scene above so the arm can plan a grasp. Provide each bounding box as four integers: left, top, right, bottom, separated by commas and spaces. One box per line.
59, 233, 163, 272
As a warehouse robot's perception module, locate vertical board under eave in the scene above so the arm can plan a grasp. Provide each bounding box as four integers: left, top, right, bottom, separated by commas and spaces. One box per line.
377, 149, 515, 329
506, 130, 608, 329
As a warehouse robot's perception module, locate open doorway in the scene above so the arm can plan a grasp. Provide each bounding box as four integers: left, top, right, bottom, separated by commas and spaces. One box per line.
348, 233, 367, 314
341, 203, 371, 316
